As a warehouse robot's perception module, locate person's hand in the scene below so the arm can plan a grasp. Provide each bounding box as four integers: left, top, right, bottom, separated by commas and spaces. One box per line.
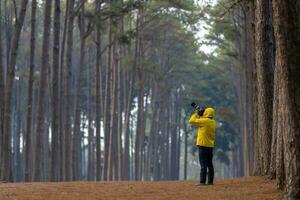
194, 109, 200, 115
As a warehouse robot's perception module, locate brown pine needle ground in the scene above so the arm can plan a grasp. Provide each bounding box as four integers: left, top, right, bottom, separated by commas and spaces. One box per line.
0, 176, 282, 200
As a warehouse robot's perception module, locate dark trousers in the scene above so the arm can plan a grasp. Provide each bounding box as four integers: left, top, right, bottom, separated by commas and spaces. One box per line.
198, 146, 214, 184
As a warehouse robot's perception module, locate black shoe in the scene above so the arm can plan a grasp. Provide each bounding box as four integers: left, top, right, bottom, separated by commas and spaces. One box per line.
207, 182, 214, 185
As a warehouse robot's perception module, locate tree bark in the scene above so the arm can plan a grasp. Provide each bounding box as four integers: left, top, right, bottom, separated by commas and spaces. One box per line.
23, 0, 37, 182
33, 0, 52, 181
122, 56, 134, 180
103, 0, 112, 180
72, 0, 86, 181
255, 0, 274, 175
95, 1, 103, 181
50, 0, 61, 182
1, 0, 29, 182
63, 0, 75, 181
0, 1, 4, 175
272, 0, 300, 197
59, 0, 70, 181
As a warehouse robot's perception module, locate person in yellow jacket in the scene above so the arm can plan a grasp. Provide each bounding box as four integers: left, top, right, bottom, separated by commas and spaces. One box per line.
189, 107, 216, 186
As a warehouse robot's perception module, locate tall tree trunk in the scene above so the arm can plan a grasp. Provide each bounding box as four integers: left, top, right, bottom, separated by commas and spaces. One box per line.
63, 0, 75, 181
145, 82, 160, 180
135, 70, 144, 181
270, 57, 278, 179
117, 19, 124, 180
108, 40, 117, 180
50, 0, 61, 182
272, 0, 300, 197
274, 61, 285, 189
59, 0, 70, 181
122, 16, 136, 180
244, 0, 255, 176
1, 0, 29, 182
33, 0, 52, 181
0, 1, 4, 175
255, 0, 274, 176
87, 47, 95, 181
95, 1, 102, 181
24, 0, 37, 182
72, 0, 86, 181
122, 58, 134, 180
170, 94, 178, 180
103, 0, 112, 180
134, 13, 144, 180
183, 113, 188, 180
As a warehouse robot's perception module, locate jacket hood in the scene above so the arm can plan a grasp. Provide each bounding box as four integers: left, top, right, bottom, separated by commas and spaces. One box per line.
203, 107, 215, 118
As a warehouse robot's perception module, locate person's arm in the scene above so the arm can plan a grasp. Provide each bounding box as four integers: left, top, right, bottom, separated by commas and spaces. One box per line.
189, 112, 205, 127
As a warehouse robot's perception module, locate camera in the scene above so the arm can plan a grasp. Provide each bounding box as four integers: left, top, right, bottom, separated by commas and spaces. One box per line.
191, 102, 205, 116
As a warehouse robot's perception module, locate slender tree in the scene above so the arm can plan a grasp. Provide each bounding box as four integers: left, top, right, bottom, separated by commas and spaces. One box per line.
72, 0, 86, 180
24, 0, 37, 182
1, 0, 29, 182
50, 0, 61, 182
63, 0, 75, 181
33, 0, 52, 181
0, 0, 4, 176
95, 1, 103, 181
103, 0, 112, 180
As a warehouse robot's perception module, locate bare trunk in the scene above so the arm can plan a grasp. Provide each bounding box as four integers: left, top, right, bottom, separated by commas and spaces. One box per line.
1, 0, 29, 182
0, 1, 4, 176
87, 48, 95, 181
23, 0, 37, 182
272, 0, 300, 197
63, 0, 75, 181
72, 0, 86, 181
59, 0, 69, 181
95, 1, 102, 181
103, 2, 112, 180
255, 0, 274, 176
50, 0, 61, 182
122, 60, 134, 180
33, 0, 52, 181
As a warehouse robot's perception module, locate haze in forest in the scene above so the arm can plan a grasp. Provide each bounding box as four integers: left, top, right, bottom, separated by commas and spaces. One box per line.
0, 0, 299, 199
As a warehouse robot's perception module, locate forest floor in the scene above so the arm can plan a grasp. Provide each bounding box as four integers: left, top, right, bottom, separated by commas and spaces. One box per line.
0, 176, 282, 200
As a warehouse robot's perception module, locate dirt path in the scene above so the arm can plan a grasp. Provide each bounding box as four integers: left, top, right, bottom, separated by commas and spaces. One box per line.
0, 176, 282, 200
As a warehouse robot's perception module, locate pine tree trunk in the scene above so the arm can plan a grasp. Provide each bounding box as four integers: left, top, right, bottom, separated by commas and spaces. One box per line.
72, 0, 86, 181
145, 82, 160, 180
59, 0, 70, 181
270, 61, 278, 179
122, 59, 134, 180
103, 1, 112, 180
50, 0, 61, 182
272, 0, 300, 197
183, 114, 188, 180
0, 1, 4, 176
33, 0, 52, 181
255, 0, 274, 176
275, 59, 285, 189
117, 62, 123, 180
1, 0, 29, 182
63, 0, 75, 181
87, 47, 95, 181
23, 0, 37, 182
107, 31, 115, 182
135, 69, 144, 181
244, 0, 256, 176
134, 14, 144, 180
95, 1, 102, 181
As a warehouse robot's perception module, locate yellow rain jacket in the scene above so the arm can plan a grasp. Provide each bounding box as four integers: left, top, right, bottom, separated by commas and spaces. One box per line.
189, 108, 216, 147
